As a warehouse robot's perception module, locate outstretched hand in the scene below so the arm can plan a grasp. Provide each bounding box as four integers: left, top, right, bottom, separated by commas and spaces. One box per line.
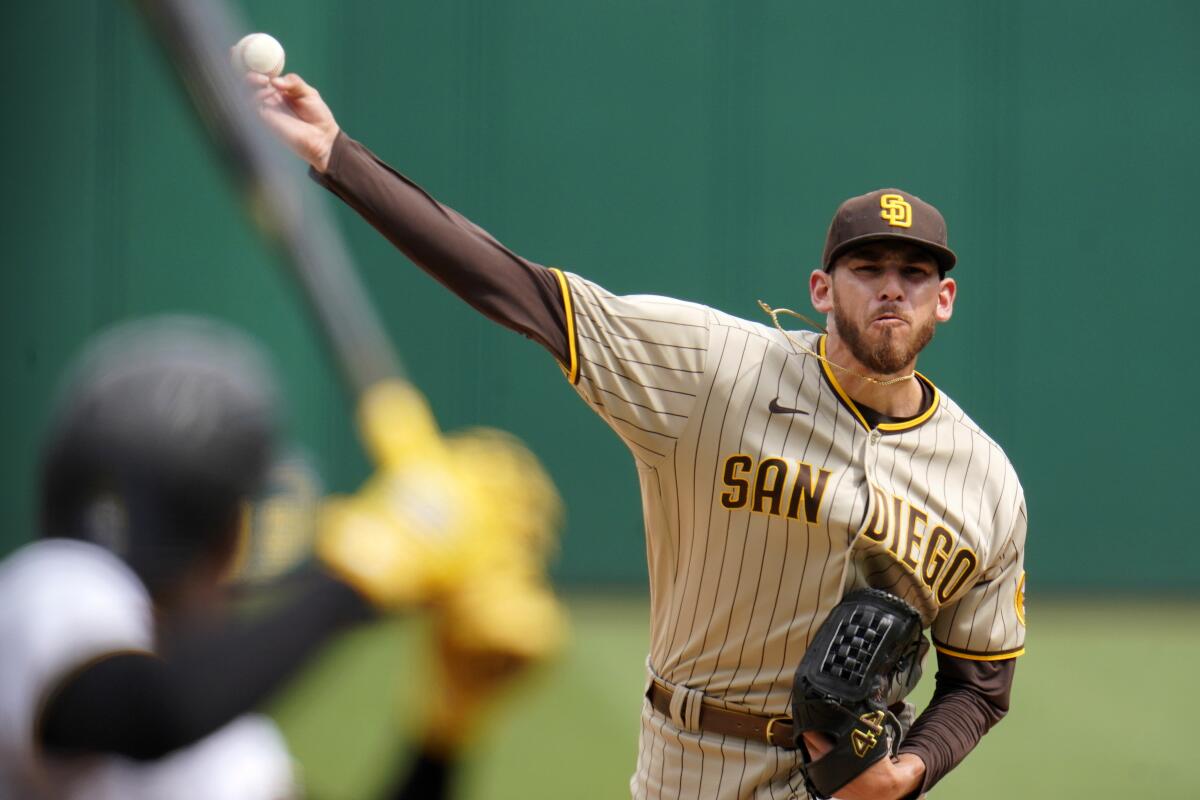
243, 71, 340, 173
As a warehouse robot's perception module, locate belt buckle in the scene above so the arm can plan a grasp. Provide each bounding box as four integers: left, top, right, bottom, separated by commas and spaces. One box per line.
764, 715, 792, 748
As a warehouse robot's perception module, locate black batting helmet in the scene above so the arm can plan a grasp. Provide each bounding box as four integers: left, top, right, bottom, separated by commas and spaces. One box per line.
38, 316, 280, 598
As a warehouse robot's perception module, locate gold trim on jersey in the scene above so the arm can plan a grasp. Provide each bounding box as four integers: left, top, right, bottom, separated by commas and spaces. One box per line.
932, 641, 1026, 661
817, 335, 940, 433
819, 333, 870, 429
550, 268, 580, 385
878, 381, 940, 431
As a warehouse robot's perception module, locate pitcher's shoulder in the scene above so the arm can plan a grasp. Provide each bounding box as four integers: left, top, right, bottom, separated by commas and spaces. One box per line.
931, 389, 1024, 490
704, 306, 821, 357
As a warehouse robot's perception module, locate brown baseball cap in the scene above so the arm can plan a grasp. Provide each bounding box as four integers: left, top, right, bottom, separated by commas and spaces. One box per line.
822, 188, 957, 272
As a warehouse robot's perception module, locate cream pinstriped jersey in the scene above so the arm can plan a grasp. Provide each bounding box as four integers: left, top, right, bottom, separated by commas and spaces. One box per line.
554, 271, 1026, 800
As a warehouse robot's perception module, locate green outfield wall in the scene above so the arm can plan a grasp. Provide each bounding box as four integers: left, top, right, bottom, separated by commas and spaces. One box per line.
2, 1, 1196, 590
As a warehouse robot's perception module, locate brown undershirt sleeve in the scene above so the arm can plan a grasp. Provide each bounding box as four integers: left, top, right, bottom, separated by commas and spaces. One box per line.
309, 132, 571, 366
897, 653, 1015, 795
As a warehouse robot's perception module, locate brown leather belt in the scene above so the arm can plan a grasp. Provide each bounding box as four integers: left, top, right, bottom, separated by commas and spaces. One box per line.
647, 681, 797, 750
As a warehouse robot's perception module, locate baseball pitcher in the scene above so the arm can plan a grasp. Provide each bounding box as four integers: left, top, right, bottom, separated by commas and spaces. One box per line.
249, 71, 1027, 800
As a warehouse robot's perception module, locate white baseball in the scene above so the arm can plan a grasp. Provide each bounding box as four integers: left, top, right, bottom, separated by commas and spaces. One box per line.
233, 33, 286, 77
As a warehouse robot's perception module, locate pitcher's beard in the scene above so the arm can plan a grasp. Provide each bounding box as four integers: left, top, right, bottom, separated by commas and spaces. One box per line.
832, 305, 936, 376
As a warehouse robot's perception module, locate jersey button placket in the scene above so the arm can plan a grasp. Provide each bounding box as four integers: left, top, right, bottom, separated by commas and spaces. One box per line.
862, 427, 880, 474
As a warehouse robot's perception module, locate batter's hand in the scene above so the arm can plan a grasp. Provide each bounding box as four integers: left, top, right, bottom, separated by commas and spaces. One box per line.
244, 71, 340, 173
801, 734, 925, 800
422, 574, 567, 753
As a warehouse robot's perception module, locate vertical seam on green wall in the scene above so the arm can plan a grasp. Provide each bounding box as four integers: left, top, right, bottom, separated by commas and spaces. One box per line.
94, 2, 125, 330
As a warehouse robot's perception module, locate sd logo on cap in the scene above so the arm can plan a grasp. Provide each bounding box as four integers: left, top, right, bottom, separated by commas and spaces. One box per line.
822, 188, 957, 273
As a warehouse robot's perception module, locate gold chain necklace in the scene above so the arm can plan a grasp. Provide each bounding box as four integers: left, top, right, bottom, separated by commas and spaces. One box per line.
756, 301, 916, 388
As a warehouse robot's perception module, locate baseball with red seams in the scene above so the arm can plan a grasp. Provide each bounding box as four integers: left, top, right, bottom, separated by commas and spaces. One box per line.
233, 33, 285, 77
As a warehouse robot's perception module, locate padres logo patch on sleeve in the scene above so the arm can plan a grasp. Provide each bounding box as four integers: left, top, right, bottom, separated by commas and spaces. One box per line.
879, 194, 913, 228
1014, 571, 1026, 626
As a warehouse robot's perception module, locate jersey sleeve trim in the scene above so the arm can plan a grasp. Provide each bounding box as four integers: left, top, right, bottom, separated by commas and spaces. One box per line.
549, 268, 580, 385
931, 640, 1025, 661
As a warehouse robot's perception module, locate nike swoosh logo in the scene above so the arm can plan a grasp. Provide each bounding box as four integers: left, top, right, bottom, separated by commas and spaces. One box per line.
768, 397, 810, 415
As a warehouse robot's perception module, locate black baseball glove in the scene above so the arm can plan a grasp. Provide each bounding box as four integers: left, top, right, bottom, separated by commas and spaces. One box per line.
791, 588, 928, 799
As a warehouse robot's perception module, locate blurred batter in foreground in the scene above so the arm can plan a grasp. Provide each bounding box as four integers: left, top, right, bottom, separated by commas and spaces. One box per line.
0, 317, 564, 800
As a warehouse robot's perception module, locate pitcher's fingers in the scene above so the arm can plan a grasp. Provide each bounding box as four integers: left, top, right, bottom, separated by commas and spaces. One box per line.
243, 71, 271, 89
271, 73, 317, 98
